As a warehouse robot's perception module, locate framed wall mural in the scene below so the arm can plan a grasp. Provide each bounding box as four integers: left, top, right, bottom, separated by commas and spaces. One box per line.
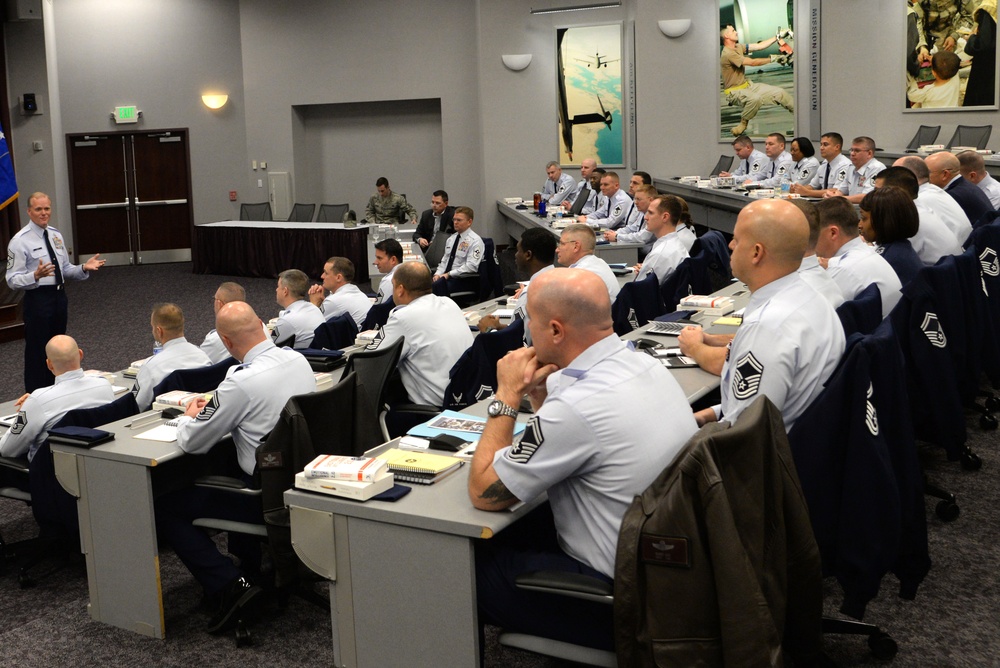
557, 24, 624, 167
905, 0, 997, 111
719, 0, 796, 140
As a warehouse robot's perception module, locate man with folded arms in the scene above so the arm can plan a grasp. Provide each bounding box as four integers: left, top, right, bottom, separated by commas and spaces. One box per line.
308, 256, 372, 331
469, 268, 697, 652
133, 303, 211, 411
691, 199, 844, 431
0, 335, 113, 465
155, 302, 315, 635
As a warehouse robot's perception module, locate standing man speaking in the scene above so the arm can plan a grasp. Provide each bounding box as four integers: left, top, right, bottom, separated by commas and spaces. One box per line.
7, 192, 105, 391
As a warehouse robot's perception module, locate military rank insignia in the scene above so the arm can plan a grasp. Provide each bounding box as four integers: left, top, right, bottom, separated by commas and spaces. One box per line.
732, 351, 764, 400
920, 312, 947, 348
508, 416, 543, 464
196, 394, 220, 421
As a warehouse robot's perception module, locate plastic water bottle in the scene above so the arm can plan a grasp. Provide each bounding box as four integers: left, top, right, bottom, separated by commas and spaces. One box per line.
538, 200, 547, 217
780, 171, 791, 196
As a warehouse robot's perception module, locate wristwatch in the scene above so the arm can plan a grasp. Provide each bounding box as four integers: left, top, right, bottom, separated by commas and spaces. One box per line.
487, 397, 519, 419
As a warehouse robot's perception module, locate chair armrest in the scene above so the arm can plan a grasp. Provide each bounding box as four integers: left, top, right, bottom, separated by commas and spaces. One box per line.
514, 570, 614, 604
194, 475, 261, 496
0, 456, 29, 475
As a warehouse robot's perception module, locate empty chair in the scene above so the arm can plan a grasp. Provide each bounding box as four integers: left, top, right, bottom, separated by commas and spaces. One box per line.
286, 203, 316, 222
905, 125, 941, 151
945, 124, 992, 150
710, 154, 735, 176
240, 202, 272, 221
316, 203, 349, 223
343, 337, 405, 441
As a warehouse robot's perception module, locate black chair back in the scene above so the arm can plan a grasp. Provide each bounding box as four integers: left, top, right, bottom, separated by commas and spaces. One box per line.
345, 336, 405, 424
946, 124, 992, 150
240, 202, 272, 221
151, 357, 240, 397
316, 203, 349, 222
710, 155, 734, 176
287, 203, 316, 222
311, 313, 359, 350
905, 125, 941, 151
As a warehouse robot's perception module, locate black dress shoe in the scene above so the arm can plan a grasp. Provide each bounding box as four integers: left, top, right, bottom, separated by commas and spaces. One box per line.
206, 576, 264, 634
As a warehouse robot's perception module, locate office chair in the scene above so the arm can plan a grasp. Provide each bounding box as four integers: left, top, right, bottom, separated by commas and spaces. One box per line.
710, 154, 734, 176
360, 297, 395, 331
443, 319, 525, 410
905, 125, 941, 151
286, 203, 316, 222
239, 202, 272, 221
443, 238, 504, 308
836, 283, 883, 337
945, 124, 992, 150
965, 218, 1000, 390
151, 357, 240, 397
500, 398, 841, 665
316, 203, 349, 223
310, 313, 358, 350
2, 393, 141, 588
611, 273, 664, 336
691, 230, 733, 292
343, 337, 405, 441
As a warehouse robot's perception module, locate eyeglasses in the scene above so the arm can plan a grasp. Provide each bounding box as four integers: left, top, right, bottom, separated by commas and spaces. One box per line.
848, 148, 870, 154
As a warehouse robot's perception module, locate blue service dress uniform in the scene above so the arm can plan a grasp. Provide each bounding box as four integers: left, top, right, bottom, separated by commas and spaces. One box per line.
6, 221, 91, 392
154, 340, 316, 595
716, 273, 846, 432
477, 334, 697, 650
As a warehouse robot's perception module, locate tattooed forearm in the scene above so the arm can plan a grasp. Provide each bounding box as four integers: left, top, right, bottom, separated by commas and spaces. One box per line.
479, 479, 517, 505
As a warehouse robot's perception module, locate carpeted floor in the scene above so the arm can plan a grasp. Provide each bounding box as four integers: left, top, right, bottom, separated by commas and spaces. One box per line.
0, 262, 998, 666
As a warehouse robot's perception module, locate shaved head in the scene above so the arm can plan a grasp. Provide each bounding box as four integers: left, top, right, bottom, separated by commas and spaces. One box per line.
744, 200, 809, 265
46, 335, 83, 375
217, 301, 267, 359
527, 268, 613, 367
925, 151, 961, 187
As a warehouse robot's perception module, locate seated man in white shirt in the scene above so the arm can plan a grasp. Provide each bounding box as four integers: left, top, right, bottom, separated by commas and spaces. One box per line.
578, 171, 632, 229
433, 206, 486, 297
628, 170, 651, 195
744, 133, 793, 188
373, 238, 404, 304
201, 282, 245, 363
563, 158, 598, 212
0, 335, 114, 464
789, 131, 851, 197
478, 227, 556, 334
371, 262, 474, 407
719, 135, 766, 179
469, 267, 697, 652
957, 150, 1000, 210
692, 199, 845, 431
155, 302, 316, 635
542, 161, 577, 207
633, 194, 690, 285
271, 269, 325, 349
556, 223, 620, 303
830, 136, 885, 204
133, 303, 212, 411
307, 256, 372, 330
893, 155, 973, 243
603, 184, 656, 249
815, 197, 902, 318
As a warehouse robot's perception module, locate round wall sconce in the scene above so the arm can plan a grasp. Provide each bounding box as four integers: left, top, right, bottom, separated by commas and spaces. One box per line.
658, 19, 692, 38
201, 94, 229, 110
501, 54, 533, 71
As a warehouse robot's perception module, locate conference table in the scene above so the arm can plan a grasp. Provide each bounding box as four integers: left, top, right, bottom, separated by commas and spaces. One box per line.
285, 281, 748, 667
496, 201, 645, 264
192, 220, 370, 282
654, 179, 753, 235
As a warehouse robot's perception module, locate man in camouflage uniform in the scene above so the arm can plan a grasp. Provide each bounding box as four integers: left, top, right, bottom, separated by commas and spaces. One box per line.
919, 0, 976, 52
365, 176, 418, 225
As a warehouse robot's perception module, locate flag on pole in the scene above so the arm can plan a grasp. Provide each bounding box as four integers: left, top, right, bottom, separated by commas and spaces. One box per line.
0, 125, 18, 210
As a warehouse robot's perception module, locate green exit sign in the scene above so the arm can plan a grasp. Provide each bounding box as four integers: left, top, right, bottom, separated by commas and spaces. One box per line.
113, 105, 139, 124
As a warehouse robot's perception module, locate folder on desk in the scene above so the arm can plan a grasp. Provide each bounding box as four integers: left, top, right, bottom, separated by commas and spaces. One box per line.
407, 410, 526, 442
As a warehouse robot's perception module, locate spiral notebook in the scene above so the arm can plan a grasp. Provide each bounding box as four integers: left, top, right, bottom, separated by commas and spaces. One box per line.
375, 447, 464, 485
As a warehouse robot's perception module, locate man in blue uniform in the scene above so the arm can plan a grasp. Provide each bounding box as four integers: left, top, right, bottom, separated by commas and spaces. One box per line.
155, 301, 316, 634
6, 192, 106, 391
469, 267, 697, 651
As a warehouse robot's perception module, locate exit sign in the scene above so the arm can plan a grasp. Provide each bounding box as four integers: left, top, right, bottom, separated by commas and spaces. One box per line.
113, 105, 140, 124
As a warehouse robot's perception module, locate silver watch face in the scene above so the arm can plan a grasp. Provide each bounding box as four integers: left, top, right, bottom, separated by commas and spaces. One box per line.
488, 400, 502, 416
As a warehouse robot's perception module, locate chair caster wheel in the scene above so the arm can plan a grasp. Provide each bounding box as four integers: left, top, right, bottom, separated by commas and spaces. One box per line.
235, 619, 253, 647
961, 451, 982, 470
980, 413, 998, 430
935, 499, 960, 521
868, 631, 898, 661
986, 396, 1000, 412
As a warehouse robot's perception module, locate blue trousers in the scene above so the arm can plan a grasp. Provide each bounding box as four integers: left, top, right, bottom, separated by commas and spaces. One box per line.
22, 287, 67, 392
475, 504, 615, 653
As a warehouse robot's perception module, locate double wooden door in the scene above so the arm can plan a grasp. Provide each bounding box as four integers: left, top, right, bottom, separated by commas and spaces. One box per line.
67, 129, 193, 266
